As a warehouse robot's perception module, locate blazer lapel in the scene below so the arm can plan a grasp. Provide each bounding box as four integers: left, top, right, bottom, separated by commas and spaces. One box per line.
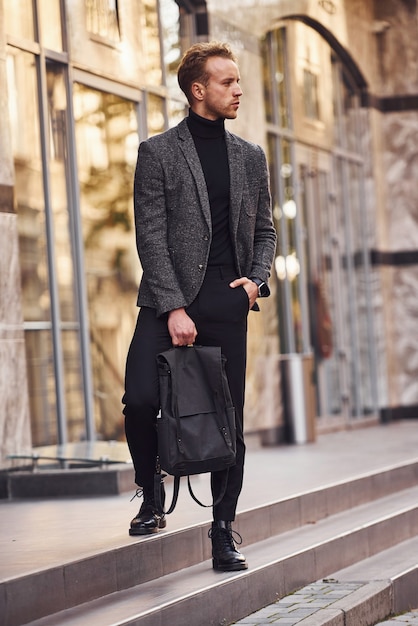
226, 132, 244, 240
177, 121, 211, 228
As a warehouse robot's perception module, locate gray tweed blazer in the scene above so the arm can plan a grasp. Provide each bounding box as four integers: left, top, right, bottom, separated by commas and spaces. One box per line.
134, 118, 277, 317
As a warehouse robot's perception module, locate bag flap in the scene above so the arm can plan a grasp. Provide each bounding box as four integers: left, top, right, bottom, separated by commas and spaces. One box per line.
158, 346, 222, 417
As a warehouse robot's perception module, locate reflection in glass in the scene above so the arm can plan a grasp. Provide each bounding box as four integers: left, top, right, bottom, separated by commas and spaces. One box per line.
46, 62, 77, 324
7, 50, 49, 323
264, 21, 375, 422
25, 331, 58, 445
303, 69, 320, 120
86, 0, 120, 41
332, 58, 359, 152
4, 0, 35, 40
167, 98, 187, 128
147, 92, 166, 136
6, 49, 57, 445
159, 0, 182, 96
261, 29, 289, 128
267, 132, 302, 353
46, 62, 85, 440
38, 0, 63, 50
142, 0, 163, 86
74, 84, 139, 439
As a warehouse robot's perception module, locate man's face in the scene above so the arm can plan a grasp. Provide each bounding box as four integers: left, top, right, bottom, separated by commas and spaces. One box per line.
197, 56, 243, 120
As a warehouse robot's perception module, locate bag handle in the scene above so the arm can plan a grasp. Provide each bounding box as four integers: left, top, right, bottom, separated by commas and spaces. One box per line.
154, 469, 229, 515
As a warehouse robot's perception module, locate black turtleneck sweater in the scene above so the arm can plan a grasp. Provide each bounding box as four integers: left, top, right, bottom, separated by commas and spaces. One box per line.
187, 109, 235, 267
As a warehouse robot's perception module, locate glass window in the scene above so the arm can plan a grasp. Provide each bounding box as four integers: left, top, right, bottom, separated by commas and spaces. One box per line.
86, 0, 121, 41
6, 49, 57, 444
7, 49, 49, 323
46, 62, 87, 441
74, 83, 139, 438
267, 132, 302, 353
332, 59, 360, 152
261, 29, 290, 128
4, 1, 35, 41
25, 331, 58, 445
142, 0, 163, 86
38, 0, 63, 50
159, 0, 181, 95
263, 20, 376, 425
44, 63, 85, 442
303, 69, 320, 120
45, 62, 78, 324
146, 92, 166, 136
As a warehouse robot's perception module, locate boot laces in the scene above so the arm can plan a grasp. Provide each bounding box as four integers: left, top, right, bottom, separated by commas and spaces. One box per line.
208, 524, 243, 549
130, 487, 156, 514
129, 488, 144, 502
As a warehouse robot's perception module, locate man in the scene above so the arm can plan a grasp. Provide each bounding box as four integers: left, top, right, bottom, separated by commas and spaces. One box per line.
123, 41, 276, 571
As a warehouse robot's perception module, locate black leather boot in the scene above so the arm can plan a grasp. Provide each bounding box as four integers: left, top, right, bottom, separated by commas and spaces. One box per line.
129, 486, 166, 536
209, 521, 248, 571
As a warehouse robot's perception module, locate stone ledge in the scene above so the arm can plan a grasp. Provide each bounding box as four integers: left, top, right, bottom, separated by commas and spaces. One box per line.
2, 463, 135, 499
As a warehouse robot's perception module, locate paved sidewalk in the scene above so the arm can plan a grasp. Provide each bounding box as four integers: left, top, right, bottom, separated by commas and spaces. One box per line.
233, 580, 364, 624
377, 613, 418, 625
232, 580, 418, 625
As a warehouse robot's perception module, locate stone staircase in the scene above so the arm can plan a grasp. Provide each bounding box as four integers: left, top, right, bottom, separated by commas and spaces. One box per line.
2, 456, 418, 626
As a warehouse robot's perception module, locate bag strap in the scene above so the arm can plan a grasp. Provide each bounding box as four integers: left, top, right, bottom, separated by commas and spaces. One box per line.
154, 469, 229, 515
186, 471, 229, 509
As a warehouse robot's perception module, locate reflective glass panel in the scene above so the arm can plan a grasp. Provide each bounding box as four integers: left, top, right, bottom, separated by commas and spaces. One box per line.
332, 59, 360, 152
303, 69, 320, 120
261, 29, 289, 128
142, 0, 162, 86
7, 49, 49, 323
25, 330, 58, 445
167, 98, 187, 128
159, 0, 181, 96
86, 0, 120, 41
4, 0, 35, 40
147, 92, 165, 136
45, 62, 77, 324
74, 84, 139, 438
38, 0, 63, 51
267, 134, 286, 350
6, 49, 57, 445
281, 139, 302, 351
45, 61, 85, 439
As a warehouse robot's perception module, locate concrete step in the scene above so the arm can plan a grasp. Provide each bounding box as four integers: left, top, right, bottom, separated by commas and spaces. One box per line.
5, 483, 418, 626
2, 459, 418, 619
232, 536, 418, 625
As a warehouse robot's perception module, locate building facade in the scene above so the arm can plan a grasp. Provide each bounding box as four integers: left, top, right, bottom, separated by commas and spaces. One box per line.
1, 0, 417, 468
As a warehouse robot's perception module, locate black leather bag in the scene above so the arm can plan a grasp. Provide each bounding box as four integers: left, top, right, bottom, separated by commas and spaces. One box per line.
155, 345, 236, 513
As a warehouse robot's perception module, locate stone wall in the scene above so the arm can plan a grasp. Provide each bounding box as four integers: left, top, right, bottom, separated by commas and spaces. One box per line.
381, 110, 418, 408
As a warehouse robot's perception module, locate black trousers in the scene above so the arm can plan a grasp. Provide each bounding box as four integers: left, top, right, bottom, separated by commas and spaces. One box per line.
123, 266, 249, 521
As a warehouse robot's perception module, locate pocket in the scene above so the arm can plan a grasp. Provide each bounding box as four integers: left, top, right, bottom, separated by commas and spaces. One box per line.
238, 285, 250, 314
196, 280, 249, 322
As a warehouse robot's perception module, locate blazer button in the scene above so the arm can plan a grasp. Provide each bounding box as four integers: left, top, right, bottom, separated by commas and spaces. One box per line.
198, 264, 203, 271
203, 235, 209, 241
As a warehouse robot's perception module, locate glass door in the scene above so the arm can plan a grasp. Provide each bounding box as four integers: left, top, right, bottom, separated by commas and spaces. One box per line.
296, 144, 377, 424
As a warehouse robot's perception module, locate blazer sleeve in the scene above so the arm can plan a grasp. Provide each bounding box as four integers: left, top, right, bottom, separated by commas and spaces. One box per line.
134, 140, 188, 316
249, 146, 277, 283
